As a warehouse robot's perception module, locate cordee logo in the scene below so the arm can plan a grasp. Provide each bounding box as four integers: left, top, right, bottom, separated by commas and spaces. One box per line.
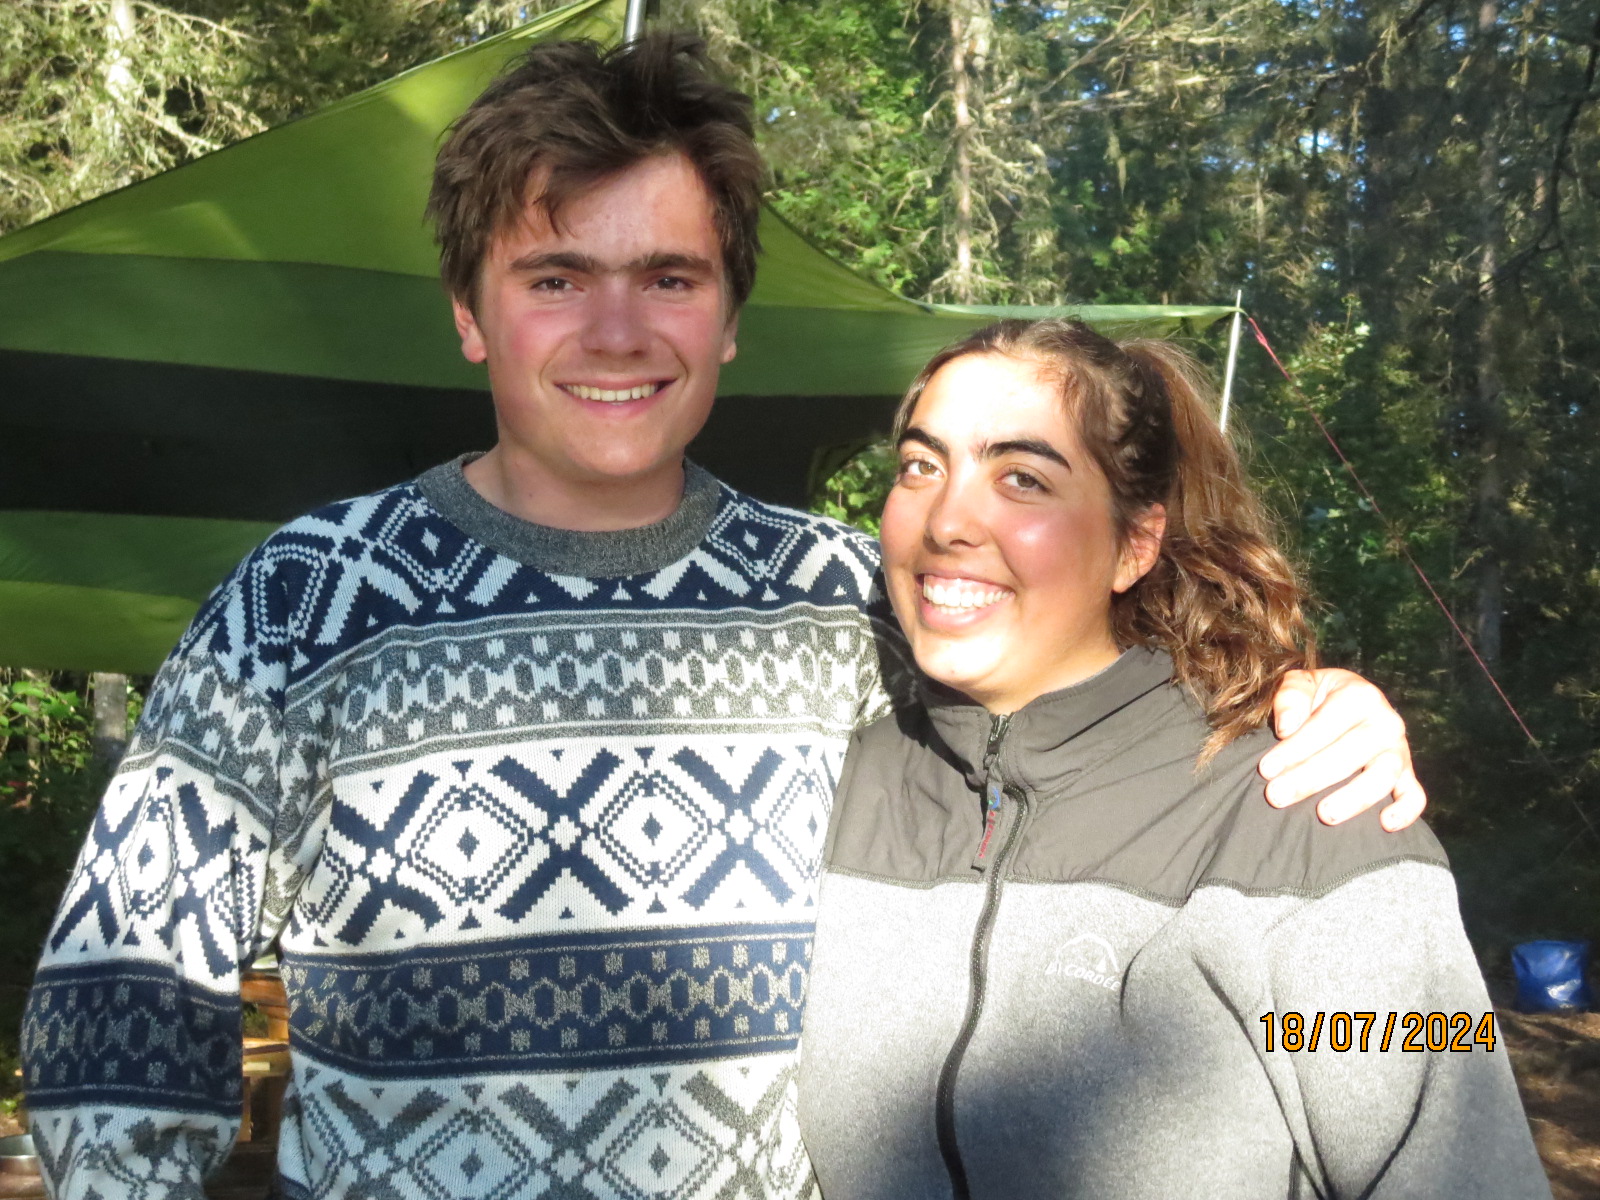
1045, 932, 1121, 991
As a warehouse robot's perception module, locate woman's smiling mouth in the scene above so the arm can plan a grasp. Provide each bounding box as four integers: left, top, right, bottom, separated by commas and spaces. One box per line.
920, 575, 1012, 613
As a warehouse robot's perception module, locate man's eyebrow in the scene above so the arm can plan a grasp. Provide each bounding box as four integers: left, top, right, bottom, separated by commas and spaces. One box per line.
505, 250, 717, 275
507, 250, 600, 274
630, 251, 717, 274
897, 427, 948, 456
981, 437, 1072, 470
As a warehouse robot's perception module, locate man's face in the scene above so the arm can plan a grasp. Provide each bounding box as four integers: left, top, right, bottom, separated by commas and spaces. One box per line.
453, 153, 738, 501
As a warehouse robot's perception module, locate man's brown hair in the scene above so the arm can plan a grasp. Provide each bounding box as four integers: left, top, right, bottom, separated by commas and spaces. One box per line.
427, 32, 765, 310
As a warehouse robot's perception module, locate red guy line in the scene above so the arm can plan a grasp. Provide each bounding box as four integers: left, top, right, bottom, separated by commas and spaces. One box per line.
1245, 316, 1549, 758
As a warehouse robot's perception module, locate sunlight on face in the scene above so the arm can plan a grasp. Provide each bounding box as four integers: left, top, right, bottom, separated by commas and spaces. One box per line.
880, 352, 1155, 713
451, 153, 738, 524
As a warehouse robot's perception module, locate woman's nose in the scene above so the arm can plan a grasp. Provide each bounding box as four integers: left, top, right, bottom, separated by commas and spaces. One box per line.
923, 475, 986, 549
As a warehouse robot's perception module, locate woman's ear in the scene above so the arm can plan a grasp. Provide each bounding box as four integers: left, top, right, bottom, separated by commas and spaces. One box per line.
1113, 504, 1167, 593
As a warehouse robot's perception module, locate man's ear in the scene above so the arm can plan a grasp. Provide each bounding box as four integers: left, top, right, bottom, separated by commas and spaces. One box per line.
1113, 504, 1167, 594
720, 309, 740, 364
453, 295, 488, 364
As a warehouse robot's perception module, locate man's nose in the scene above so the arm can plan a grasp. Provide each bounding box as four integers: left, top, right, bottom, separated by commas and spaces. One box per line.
580, 283, 650, 357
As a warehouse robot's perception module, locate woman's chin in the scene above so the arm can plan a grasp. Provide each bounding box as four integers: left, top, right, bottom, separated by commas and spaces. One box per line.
908, 645, 1004, 705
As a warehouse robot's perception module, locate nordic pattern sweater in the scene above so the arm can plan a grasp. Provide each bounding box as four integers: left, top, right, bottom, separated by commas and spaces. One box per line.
797, 647, 1550, 1200
22, 459, 898, 1200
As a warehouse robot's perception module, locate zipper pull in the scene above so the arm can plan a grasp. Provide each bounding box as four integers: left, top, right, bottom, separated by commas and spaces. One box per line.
973, 713, 1012, 872
972, 781, 1005, 870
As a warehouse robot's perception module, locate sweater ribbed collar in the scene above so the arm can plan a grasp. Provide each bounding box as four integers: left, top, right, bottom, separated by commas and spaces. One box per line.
418, 454, 721, 578
922, 646, 1177, 793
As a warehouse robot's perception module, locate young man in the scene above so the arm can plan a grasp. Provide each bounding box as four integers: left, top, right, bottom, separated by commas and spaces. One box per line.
22, 34, 1424, 1200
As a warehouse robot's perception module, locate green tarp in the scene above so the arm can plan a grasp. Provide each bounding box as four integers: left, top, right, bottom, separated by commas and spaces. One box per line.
0, 0, 1234, 673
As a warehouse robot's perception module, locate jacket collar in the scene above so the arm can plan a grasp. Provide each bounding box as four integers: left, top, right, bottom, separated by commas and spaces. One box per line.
923, 646, 1177, 793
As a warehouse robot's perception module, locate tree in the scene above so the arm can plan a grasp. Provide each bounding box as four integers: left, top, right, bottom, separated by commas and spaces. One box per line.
0, 0, 264, 234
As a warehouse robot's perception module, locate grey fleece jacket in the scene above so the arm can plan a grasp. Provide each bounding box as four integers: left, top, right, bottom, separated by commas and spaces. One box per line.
797, 648, 1549, 1200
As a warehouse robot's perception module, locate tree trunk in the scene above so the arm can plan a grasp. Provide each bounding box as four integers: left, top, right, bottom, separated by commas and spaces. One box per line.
948, 0, 977, 304
101, 0, 138, 187
1472, 0, 1506, 670
20, 668, 47, 772
92, 672, 130, 768
943, 0, 993, 305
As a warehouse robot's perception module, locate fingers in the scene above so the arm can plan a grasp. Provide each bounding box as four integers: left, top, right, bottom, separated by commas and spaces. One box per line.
1312, 750, 1405, 825
1379, 768, 1428, 832
1263, 725, 1393, 810
1261, 671, 1392, 789
1270, 669, 1318, 740
1261, 667, 1424, 829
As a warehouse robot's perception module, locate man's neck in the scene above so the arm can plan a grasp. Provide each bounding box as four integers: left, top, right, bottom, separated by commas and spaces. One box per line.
462, 444, 685, 532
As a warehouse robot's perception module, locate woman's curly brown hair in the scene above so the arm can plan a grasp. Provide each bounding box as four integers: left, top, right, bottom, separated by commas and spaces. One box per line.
895, 318, 1315, 755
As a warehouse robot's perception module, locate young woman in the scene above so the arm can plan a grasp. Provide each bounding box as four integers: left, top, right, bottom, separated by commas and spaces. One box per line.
797, 320, 1549, 1199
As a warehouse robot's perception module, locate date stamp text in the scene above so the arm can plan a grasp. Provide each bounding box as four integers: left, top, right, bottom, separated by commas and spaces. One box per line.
1259, 1011, 1497, 1053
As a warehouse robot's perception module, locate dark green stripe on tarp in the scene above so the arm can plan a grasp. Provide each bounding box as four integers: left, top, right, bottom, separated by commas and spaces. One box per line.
0, 349, 892, 521
0, 349, 494, 521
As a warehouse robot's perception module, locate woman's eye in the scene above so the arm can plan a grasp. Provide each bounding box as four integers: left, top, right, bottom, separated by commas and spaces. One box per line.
1003, 468, 1044, 491
898, 457, 938, 479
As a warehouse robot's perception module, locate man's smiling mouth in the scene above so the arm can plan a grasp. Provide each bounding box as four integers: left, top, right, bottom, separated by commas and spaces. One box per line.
562, 382, 669, 403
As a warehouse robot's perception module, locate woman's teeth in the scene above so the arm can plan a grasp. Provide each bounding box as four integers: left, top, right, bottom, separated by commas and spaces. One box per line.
922, 579, 1008, 610
566, 383, 662, 402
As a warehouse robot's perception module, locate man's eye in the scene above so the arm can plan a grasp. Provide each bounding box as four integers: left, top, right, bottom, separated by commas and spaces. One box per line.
531, 277, 570, 291
652, 275, 691, 290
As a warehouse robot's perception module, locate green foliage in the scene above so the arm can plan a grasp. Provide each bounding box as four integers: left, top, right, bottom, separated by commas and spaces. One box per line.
0, 677, 94, 779
0, 0, 266, 234
0, 670, 144, 1111
0, 983, 22, 1117
812, 441, 898, 536
0, 0, 567, 236
0, 673, 129, 987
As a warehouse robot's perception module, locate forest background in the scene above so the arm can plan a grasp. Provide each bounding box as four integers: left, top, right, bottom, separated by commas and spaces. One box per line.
3, 0, 1599, 1103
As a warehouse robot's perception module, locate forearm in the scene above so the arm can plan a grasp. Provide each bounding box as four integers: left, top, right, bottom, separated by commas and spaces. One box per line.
21, 655, 287, 1196
24, 968, 242, 1197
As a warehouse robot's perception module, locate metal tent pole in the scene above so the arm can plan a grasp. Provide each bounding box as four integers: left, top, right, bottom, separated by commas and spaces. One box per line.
1218, 289, 1244, 433
624, 0, 648, 43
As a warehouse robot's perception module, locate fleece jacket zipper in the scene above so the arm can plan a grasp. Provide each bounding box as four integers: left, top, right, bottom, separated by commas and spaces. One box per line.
934, 712, 1030, 1200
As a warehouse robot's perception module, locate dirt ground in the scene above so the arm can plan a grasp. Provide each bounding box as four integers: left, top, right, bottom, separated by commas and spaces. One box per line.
3, 996, 1598, 1197
1491, 986, 1600, 1199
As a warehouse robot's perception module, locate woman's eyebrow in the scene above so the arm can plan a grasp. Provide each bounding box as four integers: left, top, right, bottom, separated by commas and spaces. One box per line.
981, 437, 1072, 469
898, 427, 948, 456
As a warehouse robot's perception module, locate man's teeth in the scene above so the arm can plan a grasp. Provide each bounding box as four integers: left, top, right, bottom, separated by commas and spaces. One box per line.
922, 579, 1008, 610
567, 383, 662, 402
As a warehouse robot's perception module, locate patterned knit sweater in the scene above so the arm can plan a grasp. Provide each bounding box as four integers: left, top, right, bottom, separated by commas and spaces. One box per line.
22, 458, 897, 1200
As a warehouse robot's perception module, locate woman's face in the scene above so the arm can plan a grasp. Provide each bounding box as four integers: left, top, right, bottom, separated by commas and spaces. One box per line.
880, 352, 1160, 714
